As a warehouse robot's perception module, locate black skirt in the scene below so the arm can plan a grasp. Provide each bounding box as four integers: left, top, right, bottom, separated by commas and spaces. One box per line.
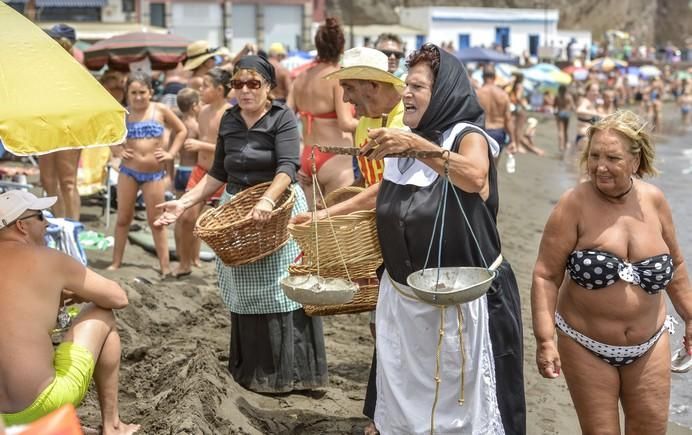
229, 308, 328, 393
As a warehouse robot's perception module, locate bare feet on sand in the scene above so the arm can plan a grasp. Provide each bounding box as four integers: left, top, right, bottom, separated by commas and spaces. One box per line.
103, 421, 141, 435
364, 421, 379, 435
106, 264, 120, 271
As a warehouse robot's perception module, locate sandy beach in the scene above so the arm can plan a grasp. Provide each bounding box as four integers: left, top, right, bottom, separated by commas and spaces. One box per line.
69, 105, 692, 434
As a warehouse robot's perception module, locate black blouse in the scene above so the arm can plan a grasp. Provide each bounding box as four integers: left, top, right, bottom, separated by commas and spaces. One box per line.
208, 101, 300, 191
376, 128, 501, 284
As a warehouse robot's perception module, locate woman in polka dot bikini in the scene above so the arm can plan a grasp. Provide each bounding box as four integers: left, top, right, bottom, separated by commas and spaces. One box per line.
531, 110, 692, 435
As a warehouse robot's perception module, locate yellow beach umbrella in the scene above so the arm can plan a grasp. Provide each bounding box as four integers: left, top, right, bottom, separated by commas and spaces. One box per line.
0, 3, 126, 156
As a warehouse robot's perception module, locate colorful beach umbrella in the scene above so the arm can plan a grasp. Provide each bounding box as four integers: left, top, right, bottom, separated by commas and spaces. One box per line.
471, 62, 519, 87
589, 57, 628, 72
84, 32, 189, 72
0, 3, 126, 156
639, 65, 662, 78
523, 63, 572, 87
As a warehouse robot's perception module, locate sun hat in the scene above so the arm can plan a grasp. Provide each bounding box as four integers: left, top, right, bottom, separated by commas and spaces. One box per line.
268, 42, 286, 56
183, 40, 222, 71
0, 191, 56, 229
47, 23, 76, 43
324, 47, 405, 89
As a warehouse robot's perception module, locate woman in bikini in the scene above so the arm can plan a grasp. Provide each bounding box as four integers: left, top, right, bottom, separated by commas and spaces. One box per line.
554, 84, 575, 156
287, 17, 358, 207
109, 72, 187, 275
531, 110, 692, 434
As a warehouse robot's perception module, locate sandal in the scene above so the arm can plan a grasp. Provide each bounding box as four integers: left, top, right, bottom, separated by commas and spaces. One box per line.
671, 345, 692, 373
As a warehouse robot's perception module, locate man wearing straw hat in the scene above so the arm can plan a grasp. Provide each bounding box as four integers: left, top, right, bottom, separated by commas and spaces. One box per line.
295, 46, 526, 435
293, 46, 407, 435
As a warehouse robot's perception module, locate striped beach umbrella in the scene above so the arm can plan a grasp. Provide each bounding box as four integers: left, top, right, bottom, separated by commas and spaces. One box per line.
589, 57, 628, 72
84, 32, 189, 72
0, 2, 126, 156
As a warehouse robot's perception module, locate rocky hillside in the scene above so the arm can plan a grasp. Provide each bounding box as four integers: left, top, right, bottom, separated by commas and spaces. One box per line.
327, 0, 689, 47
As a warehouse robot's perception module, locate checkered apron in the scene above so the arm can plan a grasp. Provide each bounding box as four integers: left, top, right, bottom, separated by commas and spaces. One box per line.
216, 184, 307, 314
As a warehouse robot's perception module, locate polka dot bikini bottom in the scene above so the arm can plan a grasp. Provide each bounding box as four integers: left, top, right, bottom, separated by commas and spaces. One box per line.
555, 312, 676, 367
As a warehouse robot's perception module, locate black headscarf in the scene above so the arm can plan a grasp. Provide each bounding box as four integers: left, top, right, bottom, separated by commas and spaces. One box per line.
411, 45, 485, 145
234, 55, 277, 89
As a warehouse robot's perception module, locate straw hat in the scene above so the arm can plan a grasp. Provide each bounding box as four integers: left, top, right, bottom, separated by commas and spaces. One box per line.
325, 47, 404, 89
268, 42, 286, 56
183, 40, 221, 71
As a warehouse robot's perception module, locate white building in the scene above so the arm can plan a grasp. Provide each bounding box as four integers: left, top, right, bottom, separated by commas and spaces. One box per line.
400, 6, 561, 59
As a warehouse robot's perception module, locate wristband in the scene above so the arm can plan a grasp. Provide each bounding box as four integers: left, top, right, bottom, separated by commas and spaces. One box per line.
259, 196, 276, 208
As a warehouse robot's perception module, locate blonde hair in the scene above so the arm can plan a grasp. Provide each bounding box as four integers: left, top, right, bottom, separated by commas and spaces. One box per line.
579, 110, 658, 178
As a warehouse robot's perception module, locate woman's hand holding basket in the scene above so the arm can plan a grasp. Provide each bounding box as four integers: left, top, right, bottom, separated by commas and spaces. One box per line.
248, 198, 274, 225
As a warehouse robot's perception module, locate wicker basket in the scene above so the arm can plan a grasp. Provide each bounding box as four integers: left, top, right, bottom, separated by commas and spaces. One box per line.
287, 209, 382, 279
287, 185, 381, 315
194, 182, 295, 266
302, 279, 379, 316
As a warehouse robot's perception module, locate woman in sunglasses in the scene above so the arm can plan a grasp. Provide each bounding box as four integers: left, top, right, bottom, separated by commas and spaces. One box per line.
155, 55, 327, 393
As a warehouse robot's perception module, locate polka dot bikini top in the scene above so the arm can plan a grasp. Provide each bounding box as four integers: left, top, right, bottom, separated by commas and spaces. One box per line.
567, 249, 674, 294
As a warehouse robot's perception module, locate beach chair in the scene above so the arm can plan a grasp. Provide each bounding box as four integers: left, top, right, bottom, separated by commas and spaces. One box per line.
77, 146, 113, 228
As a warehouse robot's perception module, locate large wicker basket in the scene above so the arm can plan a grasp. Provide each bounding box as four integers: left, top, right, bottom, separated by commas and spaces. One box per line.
287, 210, 381, 279
287, 186, 382, 315
194, 182, 295, 266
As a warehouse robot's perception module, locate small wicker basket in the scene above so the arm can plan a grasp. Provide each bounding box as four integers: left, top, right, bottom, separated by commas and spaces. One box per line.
194, 182, 295, 266
287, 186, 382, 315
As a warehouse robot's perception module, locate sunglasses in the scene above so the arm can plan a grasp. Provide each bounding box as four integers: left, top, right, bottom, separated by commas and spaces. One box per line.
9, 211, 45, 227
380, 50, 404, 59
230, 79, 263, 90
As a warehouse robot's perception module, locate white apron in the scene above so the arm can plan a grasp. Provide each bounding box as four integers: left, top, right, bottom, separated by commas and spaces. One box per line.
374, 123, 504, 435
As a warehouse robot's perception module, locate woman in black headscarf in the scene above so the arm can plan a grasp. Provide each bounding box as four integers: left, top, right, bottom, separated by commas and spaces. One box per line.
156, 56, 327, 393
359, 43, 525, 434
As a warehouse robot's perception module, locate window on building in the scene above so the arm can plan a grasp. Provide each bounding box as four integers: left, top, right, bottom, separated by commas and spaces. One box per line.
122, 0, 134, 13
529, 34, 539, 56
458, 34, 470, 49
150, 2, 165, 28
39, 6, 101, 21
495, 27, 510, 50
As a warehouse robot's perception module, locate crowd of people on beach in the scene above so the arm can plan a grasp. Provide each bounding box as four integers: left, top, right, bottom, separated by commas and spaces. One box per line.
2, 17, 692, 435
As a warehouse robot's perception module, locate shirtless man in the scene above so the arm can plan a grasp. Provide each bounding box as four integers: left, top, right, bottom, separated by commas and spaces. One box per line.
287, 18, 358, 208
476, 66, 515, 159
0, 191, 138, 434
174, 68, 231, 277
575, 82, 601, 152
267, 43, 292, 104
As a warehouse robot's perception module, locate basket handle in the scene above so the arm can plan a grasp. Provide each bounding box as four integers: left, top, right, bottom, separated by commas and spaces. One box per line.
310, 146, 352, 282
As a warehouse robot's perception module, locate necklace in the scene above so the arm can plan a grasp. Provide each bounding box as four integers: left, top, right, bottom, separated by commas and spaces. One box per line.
596, 177, 634, 200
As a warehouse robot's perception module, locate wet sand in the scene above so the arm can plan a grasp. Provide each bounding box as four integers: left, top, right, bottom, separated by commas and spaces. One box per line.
73, 105, 692, 434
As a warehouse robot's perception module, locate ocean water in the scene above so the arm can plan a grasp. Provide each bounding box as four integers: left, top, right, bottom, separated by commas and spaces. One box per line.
650, 122, 692, 429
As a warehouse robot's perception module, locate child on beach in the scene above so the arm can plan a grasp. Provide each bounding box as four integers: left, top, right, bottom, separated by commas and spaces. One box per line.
173, 67, 230, 278
519, 117, 545, 156
109, 72, 187, 276
173, 88, 200, 197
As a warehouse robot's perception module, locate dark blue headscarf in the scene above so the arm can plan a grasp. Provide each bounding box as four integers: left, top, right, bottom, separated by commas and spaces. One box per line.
234, 55, 277, 89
